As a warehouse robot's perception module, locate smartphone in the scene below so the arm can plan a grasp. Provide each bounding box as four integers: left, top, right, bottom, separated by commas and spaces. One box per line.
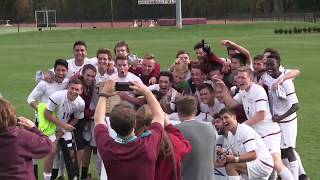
115, 82, 132, 91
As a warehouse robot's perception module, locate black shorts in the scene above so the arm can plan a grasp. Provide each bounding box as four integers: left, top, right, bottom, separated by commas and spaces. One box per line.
73, 120, 89, 150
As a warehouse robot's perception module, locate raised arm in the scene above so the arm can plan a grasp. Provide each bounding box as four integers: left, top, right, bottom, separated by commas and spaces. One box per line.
213, 77, 240, 108
130, 81, 165, 127
221, 40, 252, 66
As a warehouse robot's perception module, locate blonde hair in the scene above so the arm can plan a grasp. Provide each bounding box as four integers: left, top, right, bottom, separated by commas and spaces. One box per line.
135, 105, 153, 136
173, 63, 189, 75
0, 98, 17, 132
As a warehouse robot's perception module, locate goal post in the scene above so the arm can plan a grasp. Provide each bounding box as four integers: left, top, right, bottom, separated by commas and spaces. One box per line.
137, 0, 182, 28
35, 10, 56, 28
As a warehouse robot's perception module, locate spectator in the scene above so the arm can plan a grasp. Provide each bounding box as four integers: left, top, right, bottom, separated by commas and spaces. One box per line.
94, 79, 165, 180
175, 96, 216, 180
134, 105, 192, 180
0, 97, 52, 180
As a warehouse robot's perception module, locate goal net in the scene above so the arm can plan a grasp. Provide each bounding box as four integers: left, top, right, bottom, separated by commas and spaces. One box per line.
35, 10, 56, 28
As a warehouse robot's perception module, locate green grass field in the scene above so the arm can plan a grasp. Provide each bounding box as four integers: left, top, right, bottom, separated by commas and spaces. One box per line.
1, 22, 320, 179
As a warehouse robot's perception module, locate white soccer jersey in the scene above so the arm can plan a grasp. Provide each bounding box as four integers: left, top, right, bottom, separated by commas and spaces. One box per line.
109, 72, 142, 83
200, 98, 225, 117
234, 83, 280, 137
149, 84, 178, 111
47, 90, 85, 124
27, 79, 69, 104
66, 57, 95, 78
228, 123, 273, 164
261, 73, 299, 122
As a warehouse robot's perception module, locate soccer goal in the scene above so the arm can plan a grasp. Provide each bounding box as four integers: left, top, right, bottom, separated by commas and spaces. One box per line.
34, 10, 56, 28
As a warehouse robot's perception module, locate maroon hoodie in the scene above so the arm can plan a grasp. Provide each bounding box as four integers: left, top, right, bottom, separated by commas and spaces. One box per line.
0, 126, 52, 180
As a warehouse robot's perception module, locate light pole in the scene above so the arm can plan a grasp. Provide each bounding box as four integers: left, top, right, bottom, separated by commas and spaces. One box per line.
176, 0, 182, 28
110, 0, 114, 28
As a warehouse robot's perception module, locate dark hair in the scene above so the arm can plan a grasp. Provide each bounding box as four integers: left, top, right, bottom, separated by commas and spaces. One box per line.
68, 77, 83, 86
54, 59, 68, 70
231, 53, 247, 66
115, 54, 128, 64
73, 40, 87, 50
227, 46, 236, 55
110, 102, 136, 137
264, 48, 280, 57
159, 71, 173, 83
114, 41, 130, 54
253, 54, 264, 61
213, 113, 221, 119
176, 96, 197, 117
267, 54, 281, 65
220, 108, 236, 116
96, 48, 112, 59
193, 42, 203, 50
190, 63, 201, 71
81, 64, 97, 76
197, 83, 214, 93
176, 50, 190, 58
0, 98, 17, 133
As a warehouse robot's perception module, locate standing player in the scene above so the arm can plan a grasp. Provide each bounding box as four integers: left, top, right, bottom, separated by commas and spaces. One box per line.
214, 67, 294, 180
43, 78, 85, 180
220, 108, 274, 180
261, 54, 308, 180
27, 59, 69, 179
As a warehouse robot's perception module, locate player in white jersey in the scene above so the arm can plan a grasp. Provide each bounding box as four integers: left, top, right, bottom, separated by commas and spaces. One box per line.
214, 67, 294, 180
27, 59, 69, 111
198, 83, 225, 120
42, 78, 85, 180
219, 108, 273, 180
261, 54, 308, 180
149, 71, 178, 113
108, 55, 144, 106
27, 59, 68, 180
65, 40, 91, 78
213, 114, 230, 180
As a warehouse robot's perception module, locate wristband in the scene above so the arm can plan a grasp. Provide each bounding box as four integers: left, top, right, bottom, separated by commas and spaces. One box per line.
234, 156, 240, 163
99, 93, 111, 98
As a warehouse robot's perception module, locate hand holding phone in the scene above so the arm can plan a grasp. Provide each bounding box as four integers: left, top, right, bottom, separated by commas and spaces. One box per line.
115, 82, 133, 91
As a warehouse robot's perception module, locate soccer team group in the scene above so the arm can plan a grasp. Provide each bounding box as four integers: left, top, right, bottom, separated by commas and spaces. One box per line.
26, 39, 309, 180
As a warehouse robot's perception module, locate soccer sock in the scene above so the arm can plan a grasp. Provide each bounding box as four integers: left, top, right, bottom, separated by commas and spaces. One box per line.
288, 160, 299, 180
43, 172, 52, 180
33, 165, 38, 180
51, 169, 59, 180
294, 150, 306, 175
228, 176, 240, 180
279, 167, 294, 180
95, 153, 102, 176
81, 167, 89, 179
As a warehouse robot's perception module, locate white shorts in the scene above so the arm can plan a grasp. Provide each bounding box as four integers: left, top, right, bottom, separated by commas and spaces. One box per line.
262, 131, 281, 154
48, 131, 73, 143
279, 118, 297, 149
247, 158, 273, 180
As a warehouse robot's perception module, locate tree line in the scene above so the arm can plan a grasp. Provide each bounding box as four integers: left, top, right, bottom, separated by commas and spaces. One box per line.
1, 0, 319, 22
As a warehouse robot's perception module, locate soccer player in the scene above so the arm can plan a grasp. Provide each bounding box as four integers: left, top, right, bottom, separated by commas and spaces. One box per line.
148, 71, 178, 114
220, 108, 274, 180
261, 54, 308, 180
130, 53, 161, 85
65, 40, 92, 78
43, 78, 85, 180
214, 66, 294, 180
27, 59, 68, 179
198, 83, 225, 119
110, 55, 144, 106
